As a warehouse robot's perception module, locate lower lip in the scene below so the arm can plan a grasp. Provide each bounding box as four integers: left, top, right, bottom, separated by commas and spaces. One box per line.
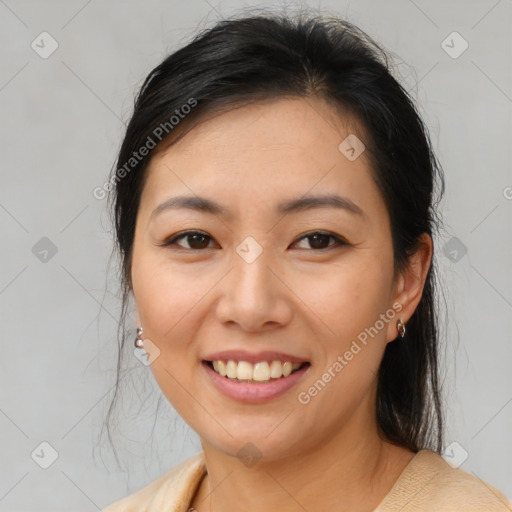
202, 361, 310, 404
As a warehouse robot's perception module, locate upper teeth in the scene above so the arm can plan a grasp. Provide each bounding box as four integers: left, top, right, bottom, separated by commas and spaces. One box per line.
212, 360, 302, 381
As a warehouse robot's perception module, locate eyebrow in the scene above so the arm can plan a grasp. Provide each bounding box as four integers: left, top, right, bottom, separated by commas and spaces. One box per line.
150, 194, 366, 220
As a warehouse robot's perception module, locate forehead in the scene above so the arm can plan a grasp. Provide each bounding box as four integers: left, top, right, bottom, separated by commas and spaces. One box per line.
157, 96, 364, 163
139, 96, 385, 224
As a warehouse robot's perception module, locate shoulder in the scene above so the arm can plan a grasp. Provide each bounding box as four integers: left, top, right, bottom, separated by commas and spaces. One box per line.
376, 449, 512, 512
101, 452, 206, 512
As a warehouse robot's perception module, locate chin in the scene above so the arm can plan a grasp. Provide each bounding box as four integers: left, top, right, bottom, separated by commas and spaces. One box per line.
198, 419, 311, 463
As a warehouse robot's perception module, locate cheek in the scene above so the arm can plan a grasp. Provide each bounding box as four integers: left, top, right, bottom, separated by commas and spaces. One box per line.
132, 253, 210, 341
296, 255, 394, 404
298, 256, 393, 345
322, 261, 394, 385
131, 256, 205, 414
131, 252, 224, 394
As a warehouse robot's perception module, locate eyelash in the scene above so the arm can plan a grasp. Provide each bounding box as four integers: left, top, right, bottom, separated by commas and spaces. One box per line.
159, 230, 348, 252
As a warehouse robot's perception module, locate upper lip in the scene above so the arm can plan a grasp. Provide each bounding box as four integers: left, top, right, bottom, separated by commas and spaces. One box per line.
203, 350, 309, 365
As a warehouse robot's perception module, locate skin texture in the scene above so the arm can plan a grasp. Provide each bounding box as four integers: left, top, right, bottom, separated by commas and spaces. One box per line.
131, 96, 433, 512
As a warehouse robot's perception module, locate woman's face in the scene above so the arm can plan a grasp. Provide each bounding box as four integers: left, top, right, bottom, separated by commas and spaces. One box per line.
131, 96, 407, 461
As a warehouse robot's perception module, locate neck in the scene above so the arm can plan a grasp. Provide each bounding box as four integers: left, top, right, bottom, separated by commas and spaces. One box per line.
191, 396, 415, 512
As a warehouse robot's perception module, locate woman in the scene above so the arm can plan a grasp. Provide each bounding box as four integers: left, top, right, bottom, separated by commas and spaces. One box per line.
101, 11, 511, 512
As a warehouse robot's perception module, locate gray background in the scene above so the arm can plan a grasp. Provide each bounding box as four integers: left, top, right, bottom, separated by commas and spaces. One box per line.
1, 0, 511, 510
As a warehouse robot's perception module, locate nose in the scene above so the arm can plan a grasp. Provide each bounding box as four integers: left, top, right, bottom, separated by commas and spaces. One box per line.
214, 244, 293, 332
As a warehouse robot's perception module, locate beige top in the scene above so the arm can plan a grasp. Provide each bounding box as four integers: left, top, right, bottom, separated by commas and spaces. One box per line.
102, 450, 512, 511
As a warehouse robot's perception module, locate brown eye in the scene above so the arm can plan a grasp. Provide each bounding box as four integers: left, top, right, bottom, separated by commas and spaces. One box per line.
293, 231, 347, 250
162, 231, 215, 250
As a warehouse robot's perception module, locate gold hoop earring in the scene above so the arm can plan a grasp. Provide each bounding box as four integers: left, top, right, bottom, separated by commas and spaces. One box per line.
397, 318, 406, 339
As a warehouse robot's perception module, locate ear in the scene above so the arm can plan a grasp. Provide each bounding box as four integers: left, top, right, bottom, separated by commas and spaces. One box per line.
385, 233, 433, 343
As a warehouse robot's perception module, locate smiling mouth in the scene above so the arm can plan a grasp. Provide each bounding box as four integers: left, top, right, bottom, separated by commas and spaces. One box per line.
204, 359, 311, 383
